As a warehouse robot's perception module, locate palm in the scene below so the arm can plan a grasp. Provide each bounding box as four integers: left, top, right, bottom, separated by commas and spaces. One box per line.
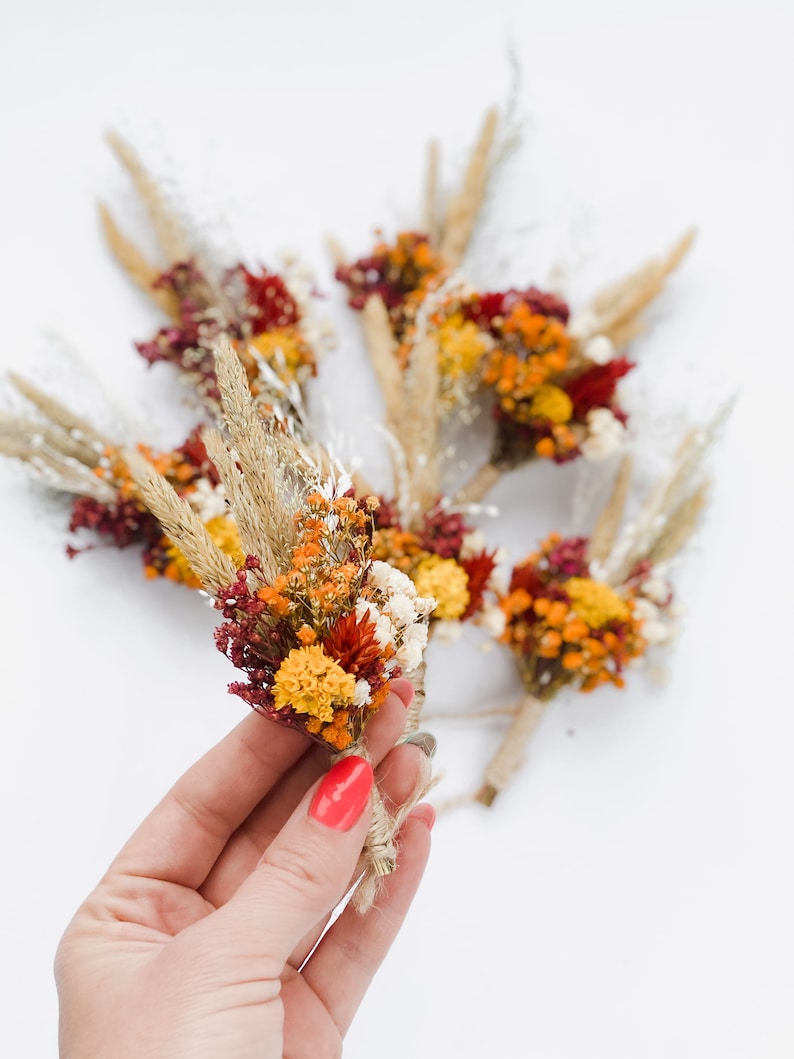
56, 684, 430, 1059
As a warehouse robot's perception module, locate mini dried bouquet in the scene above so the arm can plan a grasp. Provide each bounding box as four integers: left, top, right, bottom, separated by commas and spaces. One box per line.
476, 418, 718, 805
101, 133, 331, 414
335, 108, 694, 508
133, 340, 435, 909
0, 372, 247, 587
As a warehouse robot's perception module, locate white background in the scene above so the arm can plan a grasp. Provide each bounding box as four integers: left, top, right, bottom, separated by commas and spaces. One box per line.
1, 1, 793, 1056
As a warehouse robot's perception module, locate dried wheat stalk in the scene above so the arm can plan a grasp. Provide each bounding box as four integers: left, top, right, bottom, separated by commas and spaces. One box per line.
588, 228, 696, 346
98, 204, 181, 320
587, 455, 634, 564
105, 130, 191, 265
126, 445, 239, 595
439, 107, 499, 267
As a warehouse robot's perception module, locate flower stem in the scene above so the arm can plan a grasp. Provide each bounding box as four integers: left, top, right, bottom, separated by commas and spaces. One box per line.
476, 693, 550, 806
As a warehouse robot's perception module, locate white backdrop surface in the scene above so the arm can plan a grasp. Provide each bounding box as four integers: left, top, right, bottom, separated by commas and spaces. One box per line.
1, 1, 793, 1056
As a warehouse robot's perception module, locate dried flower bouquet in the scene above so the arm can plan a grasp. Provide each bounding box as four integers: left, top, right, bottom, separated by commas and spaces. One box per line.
131, 340, 435, 907
101, 133, 330, 414
335, 109, 694, 507
475, 415, 721, 805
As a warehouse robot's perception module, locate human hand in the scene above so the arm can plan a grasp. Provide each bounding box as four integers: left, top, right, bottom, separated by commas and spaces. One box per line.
55, 679, 432, 1058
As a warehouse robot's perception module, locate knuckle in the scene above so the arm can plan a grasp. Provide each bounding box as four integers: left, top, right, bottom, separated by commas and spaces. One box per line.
263, 836, 328, 902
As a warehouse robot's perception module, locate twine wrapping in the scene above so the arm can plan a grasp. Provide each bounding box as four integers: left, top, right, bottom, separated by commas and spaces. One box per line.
476, 693, 549, 806
341, 738, 435, 914
402, 657, 428, 739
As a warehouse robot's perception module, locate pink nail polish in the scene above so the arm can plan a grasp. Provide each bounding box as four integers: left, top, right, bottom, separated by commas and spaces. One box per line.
309, 756, 374, 831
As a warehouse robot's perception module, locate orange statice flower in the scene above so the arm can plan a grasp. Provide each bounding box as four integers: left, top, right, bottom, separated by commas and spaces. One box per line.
491, 533, 647, 700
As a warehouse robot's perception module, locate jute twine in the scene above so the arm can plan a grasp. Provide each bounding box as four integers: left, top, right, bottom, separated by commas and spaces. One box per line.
340, 660, 435, 913
476, 693, 549, 806
402, 657, 428, 739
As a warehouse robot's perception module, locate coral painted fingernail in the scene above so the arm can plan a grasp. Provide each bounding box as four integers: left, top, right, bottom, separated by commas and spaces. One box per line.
309, 756, 374, 831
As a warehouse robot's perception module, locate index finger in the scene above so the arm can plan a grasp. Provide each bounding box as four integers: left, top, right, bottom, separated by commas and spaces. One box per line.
109, 709, 311, 891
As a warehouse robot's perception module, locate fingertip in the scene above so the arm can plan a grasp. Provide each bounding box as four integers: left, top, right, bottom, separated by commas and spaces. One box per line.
407, 802, 435, 833
389, 677, 415, 710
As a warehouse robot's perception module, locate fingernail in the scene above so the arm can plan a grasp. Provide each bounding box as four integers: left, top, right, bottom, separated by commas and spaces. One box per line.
403, 731, 437, 759
390, 678, 415, 710
409, 803, 436, 832
309, 756, 373, 831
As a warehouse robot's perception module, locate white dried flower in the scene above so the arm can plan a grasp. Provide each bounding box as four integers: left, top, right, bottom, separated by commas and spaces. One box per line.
642, 619, 674, 646
355, 599, 394, 649
581, 407, 625, 461
460, 529, 487, 559
396, 622, 428, 671
479, 604, 507, 638
567, 309, 600, 341
633, 597, 660, 623
368, 560, 416, 596
386, 591, 420, 628
353, 679, 372, 707
583, 334, 615, 365
641, 575, 672, 604
187, 479, 229, 521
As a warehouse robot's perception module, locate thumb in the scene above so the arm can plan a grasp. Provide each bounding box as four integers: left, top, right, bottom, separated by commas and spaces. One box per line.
207, 755, 374, 975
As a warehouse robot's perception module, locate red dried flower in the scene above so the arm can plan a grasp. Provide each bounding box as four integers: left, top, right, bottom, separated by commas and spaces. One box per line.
322, 611, 383, 675
563, 357, 635, 418
464, 286, 570, 329
460, 550, 497, 620
68, 496, 161, 551
238, 267, 299, 333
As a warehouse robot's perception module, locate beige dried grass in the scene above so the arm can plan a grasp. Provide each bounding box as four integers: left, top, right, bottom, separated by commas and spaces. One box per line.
439, 108, 499, 267
588, 228, 696, 346
98, 204, 182, 320
105, 130, 191, 265
587, 455, 634, 564
402, 333, 441, 523
361, 295, 404, 430
128, 448, 239, 595
423, 138, 441, 246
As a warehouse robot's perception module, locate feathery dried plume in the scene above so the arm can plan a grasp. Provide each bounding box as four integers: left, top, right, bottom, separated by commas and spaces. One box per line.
8, 374, 108, 453
401, 332, 442, 523
0, 432, 117, 502
98, 203, 181, 320
213, 339, 315, 564
439, 107, 499, 267
105, 130, 191, 265
361, 294, 404, 430
648, 481, 710, 566
423, 138, 441, 246
127, 447, 239, 594
585, 228, 696, 348
200, 426, 281, 584
602, 405, 726, 585
0, 375, 120, 500
587, 454, 634, 564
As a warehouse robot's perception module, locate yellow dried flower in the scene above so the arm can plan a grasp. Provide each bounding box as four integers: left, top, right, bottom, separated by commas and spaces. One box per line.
528, 384, 574, 425
272, 645, 356, 722
205, 515, 246, 565
437, 313, 490, 380
565, 577, 630, 627
248, 329, 309, 377
413, 554, 470, 621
